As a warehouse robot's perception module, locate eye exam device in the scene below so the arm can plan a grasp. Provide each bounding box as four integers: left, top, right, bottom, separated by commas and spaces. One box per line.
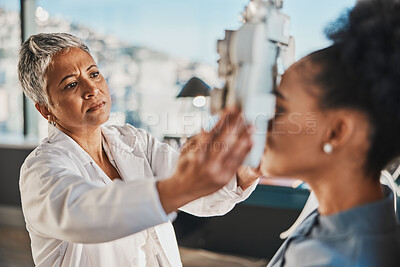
211, 0, 295, 167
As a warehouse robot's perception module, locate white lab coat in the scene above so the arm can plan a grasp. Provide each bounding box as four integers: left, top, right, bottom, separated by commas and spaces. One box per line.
19, 124, 258, 267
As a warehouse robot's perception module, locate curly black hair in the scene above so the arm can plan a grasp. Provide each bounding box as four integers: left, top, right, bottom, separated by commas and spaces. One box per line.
308, 0, 400, 178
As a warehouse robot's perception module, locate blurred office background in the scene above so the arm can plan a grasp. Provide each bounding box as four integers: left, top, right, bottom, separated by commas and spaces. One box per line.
0, 0, 356, 266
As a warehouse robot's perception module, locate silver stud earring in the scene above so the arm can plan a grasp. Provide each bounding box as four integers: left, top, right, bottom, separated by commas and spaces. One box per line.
323, 143, 333, 154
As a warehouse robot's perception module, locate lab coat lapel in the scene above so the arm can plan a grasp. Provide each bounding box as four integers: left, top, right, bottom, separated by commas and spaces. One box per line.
47, 124, 92, 166
101, 126, 145, 181
111, 146, 145, 182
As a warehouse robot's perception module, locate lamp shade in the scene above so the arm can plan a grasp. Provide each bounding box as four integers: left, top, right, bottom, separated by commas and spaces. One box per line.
177, 77, 210, 98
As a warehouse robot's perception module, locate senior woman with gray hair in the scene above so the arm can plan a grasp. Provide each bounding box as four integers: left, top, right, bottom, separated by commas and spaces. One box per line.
18, 33, 259, 267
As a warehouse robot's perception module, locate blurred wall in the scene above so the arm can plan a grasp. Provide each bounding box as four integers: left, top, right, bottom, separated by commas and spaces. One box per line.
0, 146, 34, 206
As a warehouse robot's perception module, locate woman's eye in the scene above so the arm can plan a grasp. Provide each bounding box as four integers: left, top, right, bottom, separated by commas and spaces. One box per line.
65, 82, 77, 90
275, 105, 286, 114
90, 71, 100, 78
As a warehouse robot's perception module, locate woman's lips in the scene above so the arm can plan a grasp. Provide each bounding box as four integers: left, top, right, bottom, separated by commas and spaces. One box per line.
87, 101, 105, 112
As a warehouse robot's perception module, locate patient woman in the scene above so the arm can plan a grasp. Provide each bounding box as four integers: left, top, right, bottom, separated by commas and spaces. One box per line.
264, 0, 400, 266
17, 33, 259, 266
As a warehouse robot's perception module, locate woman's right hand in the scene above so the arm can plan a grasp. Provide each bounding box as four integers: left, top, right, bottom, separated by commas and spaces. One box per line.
157, 107, 253, 214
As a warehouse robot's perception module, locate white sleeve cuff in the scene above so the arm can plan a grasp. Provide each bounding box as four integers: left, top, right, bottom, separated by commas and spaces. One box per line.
153, 177, 178, 222
222, 175, 260, 201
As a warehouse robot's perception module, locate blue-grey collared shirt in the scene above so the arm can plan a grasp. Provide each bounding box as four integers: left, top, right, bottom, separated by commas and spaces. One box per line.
268, 186, 400, 267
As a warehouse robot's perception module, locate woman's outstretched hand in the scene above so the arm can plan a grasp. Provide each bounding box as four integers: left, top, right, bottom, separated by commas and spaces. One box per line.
157, 107, 254, 214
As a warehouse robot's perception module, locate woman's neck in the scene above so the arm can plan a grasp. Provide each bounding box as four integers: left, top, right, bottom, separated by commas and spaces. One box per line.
57, 124, 105, 163
308, 170, 383, 216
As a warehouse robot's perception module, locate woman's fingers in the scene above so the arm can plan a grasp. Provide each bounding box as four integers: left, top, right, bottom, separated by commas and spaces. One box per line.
180, 107, 253, 176
223, 123, 253, 166
171, 109, 254, 203
181, 130, 207, 155
209, 110, 249, 161
208, 107, 241, 143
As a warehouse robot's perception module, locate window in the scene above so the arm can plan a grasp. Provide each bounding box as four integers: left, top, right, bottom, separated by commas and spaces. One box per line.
33, 0, 249, 139
0, 0, 356, 142
0, 0, 24, 143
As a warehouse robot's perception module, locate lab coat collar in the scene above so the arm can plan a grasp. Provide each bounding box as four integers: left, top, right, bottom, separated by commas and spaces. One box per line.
100, 124, 136, 155
46, 124, 93, 166
46, 124, 137, 167
100, 125, 145, 181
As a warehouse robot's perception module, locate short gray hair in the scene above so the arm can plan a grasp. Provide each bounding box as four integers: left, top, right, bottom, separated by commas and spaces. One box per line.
18, 33, 91, 105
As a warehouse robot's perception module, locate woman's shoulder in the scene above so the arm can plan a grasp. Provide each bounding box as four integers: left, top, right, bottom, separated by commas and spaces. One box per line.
24, 140, 76, 164
20, 142, 78, 182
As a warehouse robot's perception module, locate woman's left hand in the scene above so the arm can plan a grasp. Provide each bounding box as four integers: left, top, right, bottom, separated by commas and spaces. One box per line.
181, 130, 261, 191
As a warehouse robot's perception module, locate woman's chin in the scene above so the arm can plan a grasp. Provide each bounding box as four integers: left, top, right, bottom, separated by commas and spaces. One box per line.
260, 151, 274, 175
86, 110, 110, 126
259, 168, 273, 178
260, 153, 286, 178
260, 160, 277, 177
260, 165, 279, 178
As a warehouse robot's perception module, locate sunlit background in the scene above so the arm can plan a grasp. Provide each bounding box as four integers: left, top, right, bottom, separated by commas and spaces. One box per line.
0, 0, 356, 143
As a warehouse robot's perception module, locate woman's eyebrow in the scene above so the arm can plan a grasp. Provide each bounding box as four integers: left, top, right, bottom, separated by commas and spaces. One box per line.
58, 65, 97, 85
86, 64, 97, 71
58, 73, 76, 86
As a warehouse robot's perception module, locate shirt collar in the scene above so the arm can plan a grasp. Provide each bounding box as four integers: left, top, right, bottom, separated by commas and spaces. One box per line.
317, 185, 397, 235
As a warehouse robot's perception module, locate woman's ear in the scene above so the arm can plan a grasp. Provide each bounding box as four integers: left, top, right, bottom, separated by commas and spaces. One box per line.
34, 102, 52, 120
322, 112, 355, 152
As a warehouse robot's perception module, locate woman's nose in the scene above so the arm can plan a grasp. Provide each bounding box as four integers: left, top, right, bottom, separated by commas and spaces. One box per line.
82, 79, 99, 99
